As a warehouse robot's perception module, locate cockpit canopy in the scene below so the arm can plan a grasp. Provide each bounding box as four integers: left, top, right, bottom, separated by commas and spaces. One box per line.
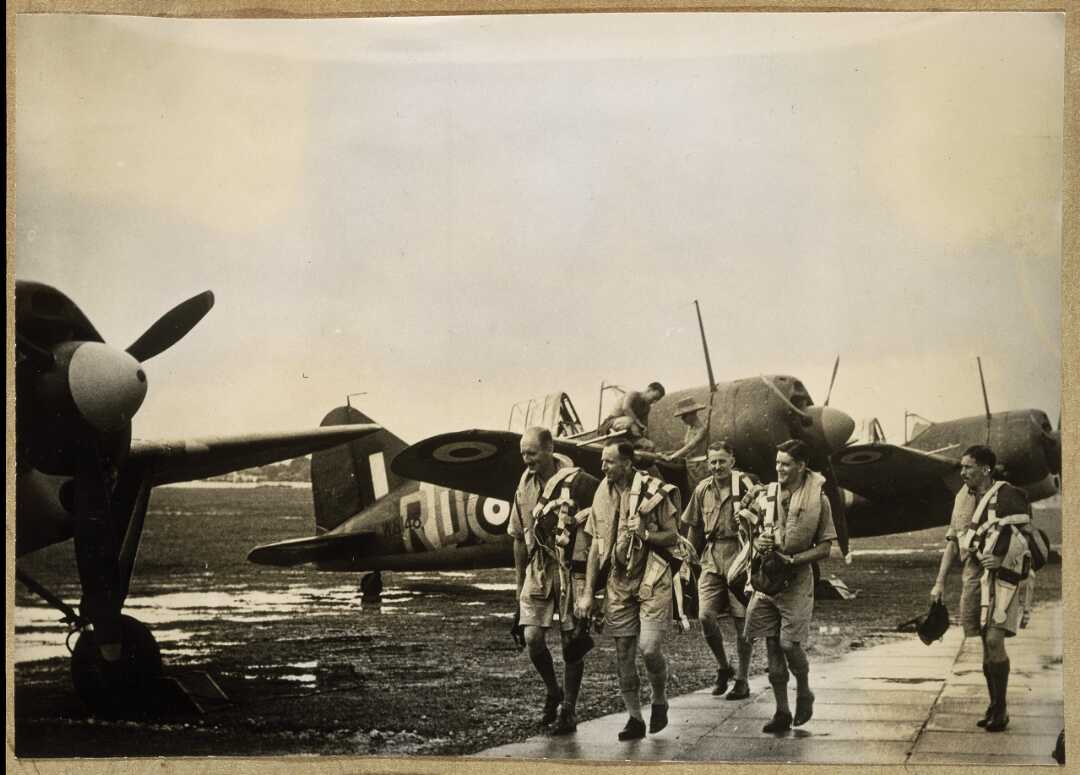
507, 392, 586, 438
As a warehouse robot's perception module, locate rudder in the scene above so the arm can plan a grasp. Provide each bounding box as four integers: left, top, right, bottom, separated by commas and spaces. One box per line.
311, 406, 409, 534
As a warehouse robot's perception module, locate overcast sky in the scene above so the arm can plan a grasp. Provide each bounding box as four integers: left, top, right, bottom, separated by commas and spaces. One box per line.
15, 12, 1064, 445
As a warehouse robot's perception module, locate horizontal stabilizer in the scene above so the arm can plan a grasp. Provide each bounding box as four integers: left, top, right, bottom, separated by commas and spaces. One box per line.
832, 443, 959, 501
247, 531, 379, 567
132, 424, 381, 486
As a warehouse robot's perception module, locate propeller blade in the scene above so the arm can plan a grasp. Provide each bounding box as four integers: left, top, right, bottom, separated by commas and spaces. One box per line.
824, 355, 840, 407
126, 291, 215, 363
822, 462, 851, 562
759, 375, 810, 418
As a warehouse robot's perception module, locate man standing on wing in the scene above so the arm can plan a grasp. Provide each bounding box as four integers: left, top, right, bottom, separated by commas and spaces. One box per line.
662, 396, 710, 488
679, 441, 758, 699
576, 441, 681, 741
930, 445, 1032, 732
509, 427, 600, 734
742, 439, 836, 733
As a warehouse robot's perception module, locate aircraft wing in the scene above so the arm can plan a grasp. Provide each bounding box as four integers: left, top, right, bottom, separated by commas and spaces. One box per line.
831, 443, 960, 501
130, 425, 381, 486
247, 531, 379, 567
391, 429, 606, 501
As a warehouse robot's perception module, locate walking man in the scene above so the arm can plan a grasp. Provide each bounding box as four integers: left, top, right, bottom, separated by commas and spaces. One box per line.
930, 444, 1032, 732
742, 439, 836, 733
509, 427, 600, 734
577, 441, 681, 740
679, 441, 758, 699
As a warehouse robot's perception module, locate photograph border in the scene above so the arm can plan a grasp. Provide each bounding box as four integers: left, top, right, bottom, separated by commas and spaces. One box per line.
6, 2, 1077, 773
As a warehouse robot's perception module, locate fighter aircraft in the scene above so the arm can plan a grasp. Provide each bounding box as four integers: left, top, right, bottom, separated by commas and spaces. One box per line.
832, 360, 1061, 536
14, 280, 380, 716
247, 365, 858, 590
247, 403, 522, 580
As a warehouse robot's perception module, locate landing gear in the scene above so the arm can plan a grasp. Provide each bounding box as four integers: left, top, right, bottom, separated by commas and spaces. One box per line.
360, 571, 384, 600
71, 615, 163, 718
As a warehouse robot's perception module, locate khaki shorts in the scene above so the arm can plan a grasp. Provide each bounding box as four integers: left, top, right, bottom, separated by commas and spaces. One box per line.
519, 564, 582, 632
744, 565, 813, 644
698, 569, 746, 620
604, 561, 673, 638
960, 558, 1021, 637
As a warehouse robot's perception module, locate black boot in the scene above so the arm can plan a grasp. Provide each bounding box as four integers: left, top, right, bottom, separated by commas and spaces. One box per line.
986, 659, 1010, 732
618, 716, 646, 741
976, 663, 993, 728
762, 710, 792, 734
712, 665, 734, 696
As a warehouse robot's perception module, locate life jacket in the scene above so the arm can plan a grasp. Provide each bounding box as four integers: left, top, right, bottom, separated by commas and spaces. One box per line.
956, 481, 1007, 562
979, 519, 1032, 630
532, 466, 589, 573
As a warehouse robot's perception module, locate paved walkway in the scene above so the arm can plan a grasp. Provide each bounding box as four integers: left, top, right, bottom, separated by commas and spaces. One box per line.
475, 601, 1063, 765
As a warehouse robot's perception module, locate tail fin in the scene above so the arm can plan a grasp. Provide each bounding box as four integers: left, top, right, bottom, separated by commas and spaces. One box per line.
311, 406, 409, 534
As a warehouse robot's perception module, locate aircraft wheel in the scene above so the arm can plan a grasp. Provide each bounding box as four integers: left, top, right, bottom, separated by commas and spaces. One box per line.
71, 615, 163, 718
360, 571, 384, 598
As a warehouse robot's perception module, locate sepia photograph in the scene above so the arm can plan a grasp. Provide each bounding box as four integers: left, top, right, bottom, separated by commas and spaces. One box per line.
11, 8, 1067, 768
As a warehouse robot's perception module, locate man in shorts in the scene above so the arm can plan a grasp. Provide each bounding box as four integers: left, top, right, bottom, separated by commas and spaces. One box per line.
577, 441, 681, 741
743, 439, 836, 733
930, 445, 1032, 732
679, 441, 758, 699
509, 427, 599, 734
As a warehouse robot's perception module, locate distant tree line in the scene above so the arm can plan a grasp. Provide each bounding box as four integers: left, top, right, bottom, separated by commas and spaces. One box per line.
209, 455, 311, 482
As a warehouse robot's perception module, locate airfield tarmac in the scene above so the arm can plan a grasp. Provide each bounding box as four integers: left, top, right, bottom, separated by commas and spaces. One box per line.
13, 486, 1063, 759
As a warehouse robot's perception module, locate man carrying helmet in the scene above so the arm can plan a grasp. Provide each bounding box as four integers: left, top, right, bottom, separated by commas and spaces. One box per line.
741, 439, 837, 733
509, 427, 600, 735
930, 445, 1032, 733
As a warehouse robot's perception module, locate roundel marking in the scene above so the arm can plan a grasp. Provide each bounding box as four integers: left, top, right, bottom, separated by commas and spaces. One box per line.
839, 450, 884, 465
480, 498, 511, 530
431, 441, 499, 463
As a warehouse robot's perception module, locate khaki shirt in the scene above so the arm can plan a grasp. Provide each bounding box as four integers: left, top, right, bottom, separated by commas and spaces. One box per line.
680, 471, 753, 575
507, 454, 571, 542
946, 482, 1030, 542
585, 475, 678, 580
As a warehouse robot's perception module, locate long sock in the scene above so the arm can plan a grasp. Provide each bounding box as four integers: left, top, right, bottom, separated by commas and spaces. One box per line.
992, 658, 1010, 711
563, 659, 585, 714
530, 646, 560, 696
770, 680, 790, 714
622, 690, 643, 720
734, 621, 751, 682
645, 655, 668, 706
704, 631, 729, 670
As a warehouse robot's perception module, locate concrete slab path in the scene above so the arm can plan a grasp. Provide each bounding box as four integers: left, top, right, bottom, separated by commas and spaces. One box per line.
475, 600, 1063, 765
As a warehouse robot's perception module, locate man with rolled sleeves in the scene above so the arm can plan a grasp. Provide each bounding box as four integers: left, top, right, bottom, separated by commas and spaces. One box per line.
930, 445, 1032, 733
576, 441, 681, 741
743, 439, 836, 733
679, 441, 758, 700
509, 427, 600, 734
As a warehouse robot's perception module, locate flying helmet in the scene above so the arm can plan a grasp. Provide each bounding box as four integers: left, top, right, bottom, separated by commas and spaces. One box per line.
917, 600, 950, 645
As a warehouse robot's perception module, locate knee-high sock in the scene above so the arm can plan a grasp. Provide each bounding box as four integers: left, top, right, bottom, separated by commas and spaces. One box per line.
644, 653, 668, 706
563, 659, 585, 714
989, 658, 1010, 710
530, 645, 560, 696
702, 622, 729, 670
769, 678, 790, 714
785, 645, 810, 696
734, 620, 751, 681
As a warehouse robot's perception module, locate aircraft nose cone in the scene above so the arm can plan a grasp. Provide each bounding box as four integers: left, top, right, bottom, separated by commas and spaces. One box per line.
806, 405, 856, 453
67, 342, 148, 432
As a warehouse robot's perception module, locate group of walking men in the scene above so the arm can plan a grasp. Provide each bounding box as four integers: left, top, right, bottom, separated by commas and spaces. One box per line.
508, 390, 1038, 742
508, 417, 837, 740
